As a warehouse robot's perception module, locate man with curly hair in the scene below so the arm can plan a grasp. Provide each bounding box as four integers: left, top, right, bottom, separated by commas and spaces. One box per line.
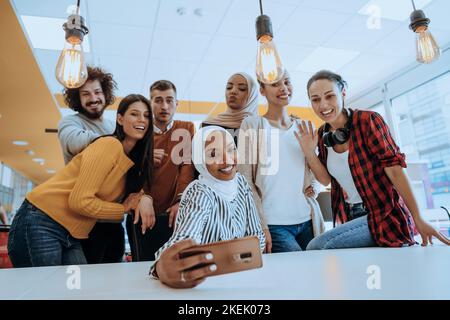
58, 66, 117, 164
57, 66, 124, 264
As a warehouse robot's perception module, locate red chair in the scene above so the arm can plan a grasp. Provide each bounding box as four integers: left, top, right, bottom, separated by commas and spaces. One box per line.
0, 225, 13, 268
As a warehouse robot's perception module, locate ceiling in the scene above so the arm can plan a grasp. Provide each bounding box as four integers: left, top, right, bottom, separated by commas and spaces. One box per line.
0, 0, 62, 184
11, 0, 450, 106
2, 0, 450, 185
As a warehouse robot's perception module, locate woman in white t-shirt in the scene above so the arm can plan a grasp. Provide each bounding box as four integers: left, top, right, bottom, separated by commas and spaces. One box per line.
238, 71, 324, 253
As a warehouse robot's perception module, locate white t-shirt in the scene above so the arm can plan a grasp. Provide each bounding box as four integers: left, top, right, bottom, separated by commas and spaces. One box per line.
327, 148, 363, 204
260, 118, 311, 225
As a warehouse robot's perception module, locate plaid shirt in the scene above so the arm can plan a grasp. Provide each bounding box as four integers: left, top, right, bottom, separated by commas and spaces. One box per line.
317, 109, 416, 247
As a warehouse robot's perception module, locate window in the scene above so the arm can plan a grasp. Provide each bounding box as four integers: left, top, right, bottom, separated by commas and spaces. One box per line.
1, 166, 12, 188
391, 72, 450, 208
369, 103, 386, 119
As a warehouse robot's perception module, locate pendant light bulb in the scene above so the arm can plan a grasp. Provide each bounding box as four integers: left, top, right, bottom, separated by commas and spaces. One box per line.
414, 26, 441, 64
55, 7, 89, 89
409, 4, 441, 64
255, 11, 284, 84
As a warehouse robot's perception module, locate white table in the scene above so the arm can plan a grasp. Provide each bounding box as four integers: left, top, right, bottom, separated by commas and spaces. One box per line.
1, 246, 448, 300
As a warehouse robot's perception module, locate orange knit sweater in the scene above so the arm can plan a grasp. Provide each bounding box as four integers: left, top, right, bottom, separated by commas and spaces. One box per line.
27, 137, 134, 239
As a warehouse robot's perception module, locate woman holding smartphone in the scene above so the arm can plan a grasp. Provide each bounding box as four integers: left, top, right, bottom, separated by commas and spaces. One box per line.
152, 126, 265, 288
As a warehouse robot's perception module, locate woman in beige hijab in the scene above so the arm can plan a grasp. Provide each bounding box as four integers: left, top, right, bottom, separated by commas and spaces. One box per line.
202, 72, 258, 146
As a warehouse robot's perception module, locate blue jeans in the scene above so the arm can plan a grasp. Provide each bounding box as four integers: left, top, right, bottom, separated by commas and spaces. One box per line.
268, 220, 314, 253
306, 215, 376, 250
8, 200, 87, 267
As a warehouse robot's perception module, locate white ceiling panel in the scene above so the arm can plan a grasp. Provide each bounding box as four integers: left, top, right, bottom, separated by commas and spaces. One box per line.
150, 29, 211, 63
156, 0, 233, 35
296, 47, 360, 73
338, 53, 409, 79
428, 28, 450, 52
421, 0, 450, 31
144, 59, 199, 100
90, 22, 152, 58
276, 43, 316, 70
369, 26, 416, 58
301, 0, 369, 14
358, 0, 433, 22
202, 35, 255, 69
188, 64, 240, 102
217, 0, 298, 39
266, 0, 305, 6
277, 7, 352, 46
88, 0, 159, 27
12, 0, 86, 19
324, 15, 402, 52
96, 55, 147, 97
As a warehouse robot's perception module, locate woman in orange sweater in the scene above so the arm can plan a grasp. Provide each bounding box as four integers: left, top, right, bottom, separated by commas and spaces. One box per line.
8, 94, 155, 267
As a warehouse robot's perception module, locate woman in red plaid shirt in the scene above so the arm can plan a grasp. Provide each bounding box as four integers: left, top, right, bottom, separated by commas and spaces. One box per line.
295, 70, 450, 249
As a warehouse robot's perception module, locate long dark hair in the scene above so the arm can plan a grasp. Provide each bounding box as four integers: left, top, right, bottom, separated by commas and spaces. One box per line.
114, 94, 154, 197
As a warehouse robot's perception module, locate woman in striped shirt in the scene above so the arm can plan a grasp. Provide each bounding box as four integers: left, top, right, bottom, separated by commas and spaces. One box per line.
153, 126, 265, 288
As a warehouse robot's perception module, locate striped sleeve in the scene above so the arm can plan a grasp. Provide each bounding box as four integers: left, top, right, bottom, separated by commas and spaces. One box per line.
240, 175, 266, 251
154, 182, 213, 261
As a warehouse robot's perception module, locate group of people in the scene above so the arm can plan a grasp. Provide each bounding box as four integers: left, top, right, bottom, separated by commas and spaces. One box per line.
6, 65, 449, 288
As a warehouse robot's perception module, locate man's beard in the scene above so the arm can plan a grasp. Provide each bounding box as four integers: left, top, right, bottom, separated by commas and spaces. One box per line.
79, 101, 107, 119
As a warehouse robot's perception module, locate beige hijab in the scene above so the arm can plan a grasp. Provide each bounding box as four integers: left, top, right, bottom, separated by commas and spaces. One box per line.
203, 72, 258, 129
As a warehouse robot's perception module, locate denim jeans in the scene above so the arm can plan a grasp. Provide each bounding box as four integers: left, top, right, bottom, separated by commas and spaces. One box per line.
306, 215, 376, 250
268, 220, 314, 253
8, 200, 87, 267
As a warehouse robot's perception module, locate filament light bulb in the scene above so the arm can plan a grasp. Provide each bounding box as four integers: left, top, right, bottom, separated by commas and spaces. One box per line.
55, 13, 89, 88
409, 8, 440, 65
255, 14, 284, 84
55, 39, 87, 88
415, 26, 441, 64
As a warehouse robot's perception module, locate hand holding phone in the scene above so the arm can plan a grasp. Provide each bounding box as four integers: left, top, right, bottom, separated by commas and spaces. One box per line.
178, 236, 263, 277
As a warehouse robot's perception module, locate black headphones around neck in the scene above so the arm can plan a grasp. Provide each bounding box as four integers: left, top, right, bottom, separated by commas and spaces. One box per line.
323, 109, 353, 148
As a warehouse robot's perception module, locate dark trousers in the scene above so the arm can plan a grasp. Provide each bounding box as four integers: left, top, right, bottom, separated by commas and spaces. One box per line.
81, 222, 125, 264
126, 213, 173, 262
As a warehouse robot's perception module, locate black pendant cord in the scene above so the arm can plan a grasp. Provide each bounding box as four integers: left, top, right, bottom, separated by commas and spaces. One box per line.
411, 0, 417, 11
76, 0, 81, 15
259, 0, 264, 15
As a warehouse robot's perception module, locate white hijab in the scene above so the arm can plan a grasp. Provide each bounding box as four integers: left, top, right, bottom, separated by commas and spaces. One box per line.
192, 126, 239, 202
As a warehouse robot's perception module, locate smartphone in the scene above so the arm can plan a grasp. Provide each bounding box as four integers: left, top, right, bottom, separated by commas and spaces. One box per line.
178, 236, 263, 277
